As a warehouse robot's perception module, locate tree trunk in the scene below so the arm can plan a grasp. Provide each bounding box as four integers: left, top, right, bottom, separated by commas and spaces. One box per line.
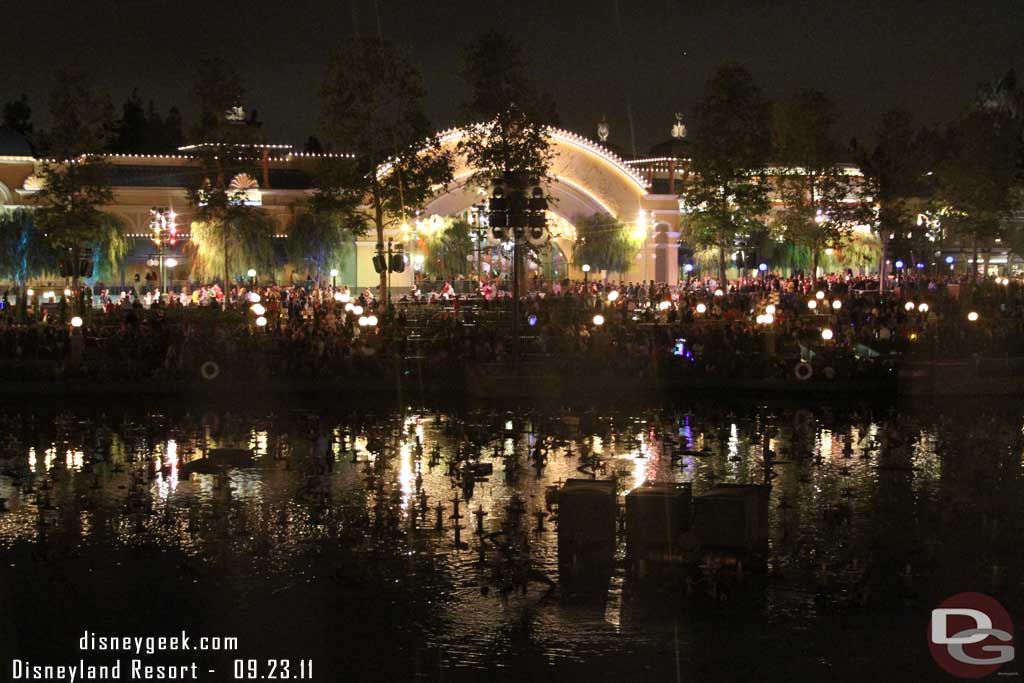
223, 224, 230, 309
972, 237, 979, 284
374, 206, 388, 310
718, 243, 727, 287
879, 234, 888, 293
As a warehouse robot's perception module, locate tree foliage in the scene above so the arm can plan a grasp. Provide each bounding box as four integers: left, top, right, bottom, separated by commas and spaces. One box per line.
458, 31, 557, 188
681, 64, 772, 284
285, 209, 355, 279
424, 219, 473, 279
185, 58, 268, 286
109, 89, 184, 154
0, 208, 59, 283
189, 207, 276, 283
935, 109, 1019, 280
319, 35, 452, 305
32, 70, 117, 286
571, 213, 638, 274
773, 89, 861, 281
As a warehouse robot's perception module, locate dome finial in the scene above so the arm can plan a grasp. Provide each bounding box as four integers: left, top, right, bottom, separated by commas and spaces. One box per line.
597, 116, 610, 142
671, 112, 687, 139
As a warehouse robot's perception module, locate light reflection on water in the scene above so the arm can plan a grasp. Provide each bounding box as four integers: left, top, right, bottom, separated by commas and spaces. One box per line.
0, 401, 1022, 678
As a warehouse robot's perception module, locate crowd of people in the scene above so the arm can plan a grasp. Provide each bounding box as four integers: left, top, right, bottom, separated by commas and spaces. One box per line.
0, 269, 1022, 387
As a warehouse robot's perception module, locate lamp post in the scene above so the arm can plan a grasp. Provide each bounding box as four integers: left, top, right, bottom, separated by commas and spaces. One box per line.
582, 263, 591, 283
330, 268, 338, 288
149, 207, 177, 297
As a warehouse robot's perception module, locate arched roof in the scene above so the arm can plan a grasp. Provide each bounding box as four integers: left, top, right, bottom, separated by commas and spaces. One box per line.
422, 125, 649, 222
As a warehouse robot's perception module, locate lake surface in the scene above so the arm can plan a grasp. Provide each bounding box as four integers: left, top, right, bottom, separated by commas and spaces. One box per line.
0, 397, 1021, 681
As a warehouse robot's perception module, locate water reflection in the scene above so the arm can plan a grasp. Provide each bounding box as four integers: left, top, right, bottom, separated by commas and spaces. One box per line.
0, 400, 1022, 678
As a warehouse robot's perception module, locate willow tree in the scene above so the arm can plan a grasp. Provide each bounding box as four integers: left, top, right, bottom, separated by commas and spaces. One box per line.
0, 208, 59, 285
571, 213, 637, 275
285, 209, 361, 282
424, 219, 473, 279
774, 89, 860, 283
320, 36, 452, 308
681, 64, 772, 285
32, 69, 117, 291
185, 57, 270, 287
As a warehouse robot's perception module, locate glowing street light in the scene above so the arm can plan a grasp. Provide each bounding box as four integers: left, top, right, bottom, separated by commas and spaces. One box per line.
352, 305, 364, 316
967, 311, 979, 322
366, 315, 378, 327
807, 300, 817, 310
821, 328, 834, 341
330, 268, 338, 287
832, 299, 842, 310
247, 268, 257, 278
255, 316, 267, 327
607, 290, 620, 302
250, 303, 266, 316
815, 291, 825, 300
696, 303, 707, 314
658, 300, 671, 311
70, 316, 83, 328
765, 305, 776, 315
592, 314, 605, 326
165, 258, 178, 268
247, 292, 261, 303
918, 303, 929, 313
334, 292, 345, 302
713, 288, 724, 297
904, 301, 915, 311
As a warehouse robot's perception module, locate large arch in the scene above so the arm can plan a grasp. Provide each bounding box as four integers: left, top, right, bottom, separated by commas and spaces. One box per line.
413, 126, 681, 283
423, 127, 650, 222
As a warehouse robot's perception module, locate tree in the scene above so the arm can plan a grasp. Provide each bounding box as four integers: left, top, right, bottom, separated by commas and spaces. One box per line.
458, 31, 557, 188
681, 64, 772, 285
185, 58, 269, 288
320, 35, 452, 307
571, 213, 638, 274
424, 219, 473, 279
284, 209, 359, 281
458, 31, 557, 300
856, 109, 938, 288
0, 208, 59, 285
109, 90, 184, 154
2, 94, 34, 147
774, 89, 861, 282
460, 30, 559, 128
935, 109, 1019, 283
189, 207, 276, 283
32, 70, 118, 291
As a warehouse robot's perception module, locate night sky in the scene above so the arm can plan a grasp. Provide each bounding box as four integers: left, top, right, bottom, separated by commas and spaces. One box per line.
2, 0, 1022, 155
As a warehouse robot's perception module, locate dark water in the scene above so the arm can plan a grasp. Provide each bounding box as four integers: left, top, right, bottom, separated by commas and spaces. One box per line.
0, 398, 1021, 682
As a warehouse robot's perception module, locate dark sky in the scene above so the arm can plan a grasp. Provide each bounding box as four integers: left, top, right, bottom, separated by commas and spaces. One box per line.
2, 0, 1022, 155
